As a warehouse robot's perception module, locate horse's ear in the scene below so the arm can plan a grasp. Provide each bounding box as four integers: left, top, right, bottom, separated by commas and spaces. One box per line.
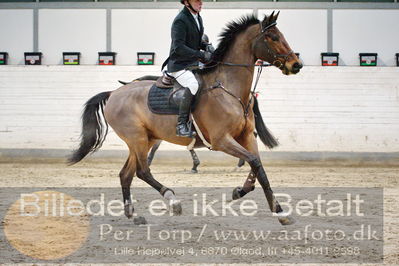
262, 11, 274, 27
273, 11, 280, 22
261, 14, 267, 28
269, 11, 275, 24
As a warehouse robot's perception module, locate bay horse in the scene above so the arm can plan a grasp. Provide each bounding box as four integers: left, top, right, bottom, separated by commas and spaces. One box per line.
147, 140, 201, 173
147, 125, 258, 172
69, 12, 302, 225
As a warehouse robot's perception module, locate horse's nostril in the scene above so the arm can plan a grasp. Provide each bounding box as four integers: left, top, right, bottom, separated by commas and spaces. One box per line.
292, 62, 303, 71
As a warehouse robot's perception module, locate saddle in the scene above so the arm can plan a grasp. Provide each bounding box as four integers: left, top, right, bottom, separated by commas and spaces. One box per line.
118, 73, 200, 115
147, 72, 200, 115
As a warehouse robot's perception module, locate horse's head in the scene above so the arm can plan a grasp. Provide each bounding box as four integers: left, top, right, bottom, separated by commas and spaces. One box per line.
253, 11, 302, 75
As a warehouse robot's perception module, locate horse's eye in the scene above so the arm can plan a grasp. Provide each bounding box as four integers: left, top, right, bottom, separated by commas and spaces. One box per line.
265, 34, 279, 42
271, 35, 279, 42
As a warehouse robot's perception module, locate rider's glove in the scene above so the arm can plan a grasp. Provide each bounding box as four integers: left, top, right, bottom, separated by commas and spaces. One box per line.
205, 43, 215, 54
199, 51, 212, 63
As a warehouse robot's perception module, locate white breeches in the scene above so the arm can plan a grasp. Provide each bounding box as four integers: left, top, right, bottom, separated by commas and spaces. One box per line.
167, 70, 199, 95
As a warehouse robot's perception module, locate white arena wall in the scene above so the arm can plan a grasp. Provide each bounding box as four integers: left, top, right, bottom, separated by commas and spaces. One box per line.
0, 65, 398, 158
38, 9, 107, 65
0, 7, 399, 66
0, 9, 34, 65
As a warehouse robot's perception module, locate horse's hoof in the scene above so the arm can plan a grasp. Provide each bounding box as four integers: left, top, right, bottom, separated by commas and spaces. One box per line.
232, 187, 242, 200
191, 169, 198, 174
170, 200, 182, 215
124, 204, 134, 219
133, 216, 147, 225
278, 216, 296, 226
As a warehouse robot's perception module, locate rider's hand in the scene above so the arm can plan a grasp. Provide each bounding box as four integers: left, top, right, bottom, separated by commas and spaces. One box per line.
206, 44, 215, 54
200, 51, 212, 63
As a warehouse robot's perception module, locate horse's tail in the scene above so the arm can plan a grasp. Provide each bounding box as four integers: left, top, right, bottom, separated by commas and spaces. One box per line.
253, 96, 279, 149
68, 91, 112, 165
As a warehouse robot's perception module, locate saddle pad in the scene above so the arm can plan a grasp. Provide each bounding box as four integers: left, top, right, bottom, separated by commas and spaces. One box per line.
148, 84, 179, 115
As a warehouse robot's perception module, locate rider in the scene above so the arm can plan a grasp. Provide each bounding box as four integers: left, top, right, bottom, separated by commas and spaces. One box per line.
164, 0, 213, 138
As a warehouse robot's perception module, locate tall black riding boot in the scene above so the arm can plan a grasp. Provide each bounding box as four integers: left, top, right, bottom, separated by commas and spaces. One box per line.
176, 87, 196, 138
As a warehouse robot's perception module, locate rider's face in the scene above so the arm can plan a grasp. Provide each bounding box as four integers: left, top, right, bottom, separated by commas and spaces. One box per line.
186, 0, 202, 13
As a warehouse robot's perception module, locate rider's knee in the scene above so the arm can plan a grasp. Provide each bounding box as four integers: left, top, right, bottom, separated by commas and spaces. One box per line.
187, 81, 199, 95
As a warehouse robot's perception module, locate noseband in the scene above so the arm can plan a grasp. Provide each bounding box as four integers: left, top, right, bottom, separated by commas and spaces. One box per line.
258, 21, 294, 70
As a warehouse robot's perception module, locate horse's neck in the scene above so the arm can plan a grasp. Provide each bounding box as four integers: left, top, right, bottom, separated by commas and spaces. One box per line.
213, 30, 257, 104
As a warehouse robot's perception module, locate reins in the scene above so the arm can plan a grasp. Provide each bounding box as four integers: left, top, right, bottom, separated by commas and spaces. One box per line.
196, 20, 292, 121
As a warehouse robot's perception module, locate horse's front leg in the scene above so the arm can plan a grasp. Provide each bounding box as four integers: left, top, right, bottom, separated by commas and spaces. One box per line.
233, 132, 258, 199
147, 140, 162, 166
232, 171, 256, 200
214, 135, 294, 225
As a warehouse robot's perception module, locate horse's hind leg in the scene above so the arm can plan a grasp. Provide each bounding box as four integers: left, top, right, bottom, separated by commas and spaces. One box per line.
135, 136, 182, 215
119, 153, 136, 218
189, 149, 200, 173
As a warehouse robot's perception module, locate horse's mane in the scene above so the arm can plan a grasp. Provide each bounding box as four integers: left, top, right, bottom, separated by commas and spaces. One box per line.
197, 14, 260, 74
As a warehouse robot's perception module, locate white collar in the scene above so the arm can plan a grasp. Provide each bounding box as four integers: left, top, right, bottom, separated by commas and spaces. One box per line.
190, 11, 200, 29
188, 8, 198, 17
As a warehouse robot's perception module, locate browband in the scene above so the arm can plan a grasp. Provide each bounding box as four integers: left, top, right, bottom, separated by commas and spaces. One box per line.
261, 22, 277, 33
